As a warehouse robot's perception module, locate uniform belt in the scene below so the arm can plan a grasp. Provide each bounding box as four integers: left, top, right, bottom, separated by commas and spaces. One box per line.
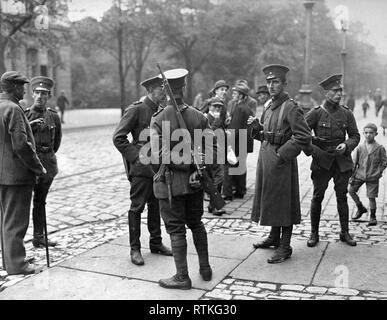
37, 146, 53, 153
263, 132, 290, 146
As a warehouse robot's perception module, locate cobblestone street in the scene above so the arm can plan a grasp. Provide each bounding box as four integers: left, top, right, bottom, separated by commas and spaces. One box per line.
1, 103, 387, 300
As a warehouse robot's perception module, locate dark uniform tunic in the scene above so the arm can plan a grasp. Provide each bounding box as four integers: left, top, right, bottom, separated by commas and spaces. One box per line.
305, 100, 360, 232
150, 100, 216, 235
25, 105, 62, 237
251, 92, 311, 226
113, 96, 162, 250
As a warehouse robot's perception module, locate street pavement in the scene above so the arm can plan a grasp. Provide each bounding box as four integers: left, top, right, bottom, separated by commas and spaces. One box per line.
1, 101, 387, 301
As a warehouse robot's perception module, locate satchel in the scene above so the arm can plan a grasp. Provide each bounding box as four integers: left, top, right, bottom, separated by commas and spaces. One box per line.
227, 145, 238, 165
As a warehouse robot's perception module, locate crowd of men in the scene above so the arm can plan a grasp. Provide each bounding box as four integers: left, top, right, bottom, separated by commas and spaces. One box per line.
1, 63, 386, 292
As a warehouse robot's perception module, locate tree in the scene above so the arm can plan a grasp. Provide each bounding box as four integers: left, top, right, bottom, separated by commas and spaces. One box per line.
0, 0, 68, 74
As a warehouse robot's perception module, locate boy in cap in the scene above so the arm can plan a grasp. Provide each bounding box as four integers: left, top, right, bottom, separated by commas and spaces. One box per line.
249, 64, 311, 263
0, 71, 46, 275
305, 74, 360, 247
25, 76, 62, 249
350, 123, 387, 226
113, 74, 172, 266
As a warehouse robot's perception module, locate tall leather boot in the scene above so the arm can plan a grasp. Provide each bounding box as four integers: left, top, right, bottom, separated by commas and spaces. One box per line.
191, 224, 212, 281
338, 200, 356, 246
267, 226, 293, 264
159, 234, 192, 290
253, 226, 280, 249
128, 211, 144, 265
307, 201, 321, 247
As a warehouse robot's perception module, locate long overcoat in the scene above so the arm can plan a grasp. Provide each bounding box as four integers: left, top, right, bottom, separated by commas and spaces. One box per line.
251, 92, 311, 226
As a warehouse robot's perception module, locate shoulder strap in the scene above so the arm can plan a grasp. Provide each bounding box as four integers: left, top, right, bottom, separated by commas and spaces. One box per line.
276, 101, 287, 131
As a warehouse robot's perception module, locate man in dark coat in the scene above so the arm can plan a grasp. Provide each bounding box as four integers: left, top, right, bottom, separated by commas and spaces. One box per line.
223, 83, 255, 200
150, 68, 216, 290
227, 79, 258, 115
56, 90, 69, 124
113, 75, 172, 266
25, 76, 62, 249
305, 74, 360, 247
249, 64, 312, 264
199, 80, 229, 125
255, 84, 270, 119
0, 71, 46, 275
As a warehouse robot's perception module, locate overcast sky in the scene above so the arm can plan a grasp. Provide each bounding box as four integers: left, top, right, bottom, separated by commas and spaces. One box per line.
67, 0, 387, 58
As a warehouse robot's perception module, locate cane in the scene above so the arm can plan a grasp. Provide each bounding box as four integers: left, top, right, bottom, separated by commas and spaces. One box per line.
42, 206, 50, 267
0, 198, 5, 269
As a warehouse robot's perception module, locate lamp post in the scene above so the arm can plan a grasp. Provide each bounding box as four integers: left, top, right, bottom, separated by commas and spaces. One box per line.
298, 0, 316, 113
334, 5, 349, 104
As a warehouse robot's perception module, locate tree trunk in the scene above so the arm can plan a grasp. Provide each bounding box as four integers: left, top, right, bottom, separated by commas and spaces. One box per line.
134, 63, 143, 100
184, 53, 193, 104
0, 39, 7, 75
117, 1, 126, 116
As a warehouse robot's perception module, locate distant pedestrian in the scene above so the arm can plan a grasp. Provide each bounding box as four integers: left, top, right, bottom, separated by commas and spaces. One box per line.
378, 98, 387, 136
373, 88, 382, 116
56, 90, 69, 124
113, 74, 172, 266
0, 71, 46, 275
350, 123, 387, 226
25, 76, 62, 249
362, 98, 370, 118
346, 93, 355, 112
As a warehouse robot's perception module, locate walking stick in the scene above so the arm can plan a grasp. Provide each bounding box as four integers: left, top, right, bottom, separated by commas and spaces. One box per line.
0, 199, 6, 269
42, 206, 50, 267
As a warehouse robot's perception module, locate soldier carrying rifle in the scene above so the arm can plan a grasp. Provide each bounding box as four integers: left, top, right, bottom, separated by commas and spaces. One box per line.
150, 67, 223, 290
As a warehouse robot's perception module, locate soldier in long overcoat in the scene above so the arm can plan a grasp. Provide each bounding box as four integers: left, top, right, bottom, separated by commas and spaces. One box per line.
249, 65, 311, 264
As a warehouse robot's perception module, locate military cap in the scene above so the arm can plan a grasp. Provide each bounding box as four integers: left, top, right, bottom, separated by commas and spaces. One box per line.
262, 64, 290, 81
140, 75, 162, 89
211, 80, 229, 93
1, 71, 29, 84
256, 85, 269, 94
318, 74, 343, 90
159, 68, 189, 89
209, 97, 225, 107
30, 76, 54, 92
232, 83, 249, 96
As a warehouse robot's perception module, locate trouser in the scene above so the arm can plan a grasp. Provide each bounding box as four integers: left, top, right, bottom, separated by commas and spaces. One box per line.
0, 184, 33, 273
128, 176, 162, 251
280, 225, 293, 248
32, 178, 53, 237
159, 191, 209, 275
310, 163, 352, 233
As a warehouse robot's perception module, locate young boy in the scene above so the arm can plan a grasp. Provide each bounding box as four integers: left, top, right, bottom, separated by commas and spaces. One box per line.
350, 123, 387, 226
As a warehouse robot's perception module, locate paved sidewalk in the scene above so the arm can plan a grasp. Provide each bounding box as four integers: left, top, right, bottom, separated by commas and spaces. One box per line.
1, 102, 387, 301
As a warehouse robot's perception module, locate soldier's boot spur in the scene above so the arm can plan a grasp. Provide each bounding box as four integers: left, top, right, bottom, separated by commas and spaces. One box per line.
352, 204, 367, 220
339, 231, 357, 246
307, 231, 319, 247
130, 249, 144, 266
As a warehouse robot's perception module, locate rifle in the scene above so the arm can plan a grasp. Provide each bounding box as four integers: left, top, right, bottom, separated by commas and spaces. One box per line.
157, 64, 225, 210
42, 206, 50, 267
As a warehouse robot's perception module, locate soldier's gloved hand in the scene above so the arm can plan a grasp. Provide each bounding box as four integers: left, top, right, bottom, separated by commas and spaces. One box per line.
247, 116, 260, 129
189, 171, 201, 189
335, 143, 347, 155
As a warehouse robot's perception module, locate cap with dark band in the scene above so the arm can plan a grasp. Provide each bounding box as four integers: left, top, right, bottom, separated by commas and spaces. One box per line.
30, 76, 54, 92
318, 74, 343, 90
1, 71, 29, 84
262, 64, 290, 81
140, 75, 163, 89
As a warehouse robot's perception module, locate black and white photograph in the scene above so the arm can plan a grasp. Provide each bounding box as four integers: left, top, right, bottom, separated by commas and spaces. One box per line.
1, 0, 387, 309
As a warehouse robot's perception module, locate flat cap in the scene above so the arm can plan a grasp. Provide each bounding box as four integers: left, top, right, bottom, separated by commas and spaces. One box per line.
318, 74, 343, 90
1, 71, 29, 84
140, 75, 163, 89
262, 64, 289, 81
211, 80, 229, 93
159, 68, 188, 89
31, 76, 54, 92
256, 85, 269, 94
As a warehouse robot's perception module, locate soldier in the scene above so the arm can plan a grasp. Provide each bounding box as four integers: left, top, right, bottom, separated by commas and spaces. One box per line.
249, 65, 311, 263
305, 74, 360, 247
150, 68, 216, 290
113, 75, 172, 266
25, 76, 62, 249
0, 71, 46, 275
255, 84, 270, 119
